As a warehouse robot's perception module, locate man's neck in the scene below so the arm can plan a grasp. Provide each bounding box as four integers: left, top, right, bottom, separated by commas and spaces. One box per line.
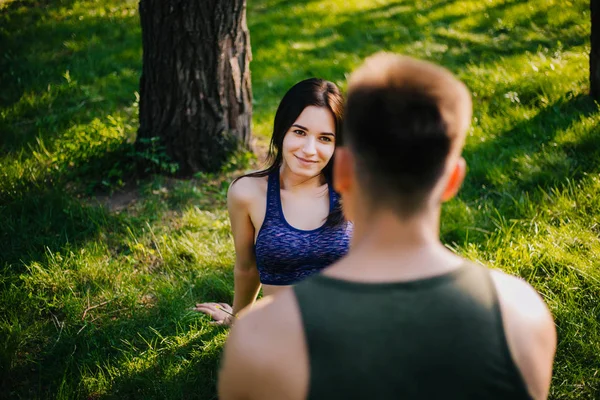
325, 206, 464, 283
352, 208, 440, 249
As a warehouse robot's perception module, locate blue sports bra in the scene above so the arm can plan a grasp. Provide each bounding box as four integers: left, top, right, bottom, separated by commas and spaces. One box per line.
254, 170, 353, 286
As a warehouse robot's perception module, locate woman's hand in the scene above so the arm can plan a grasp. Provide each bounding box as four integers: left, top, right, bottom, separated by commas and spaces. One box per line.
193, 302, 235, 326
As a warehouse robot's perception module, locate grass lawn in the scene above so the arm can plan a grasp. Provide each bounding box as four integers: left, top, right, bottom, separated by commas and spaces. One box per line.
1, 0, 599, 398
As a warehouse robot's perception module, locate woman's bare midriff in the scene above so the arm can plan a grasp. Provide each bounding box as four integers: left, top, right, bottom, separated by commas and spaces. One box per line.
262, 284, 290, 297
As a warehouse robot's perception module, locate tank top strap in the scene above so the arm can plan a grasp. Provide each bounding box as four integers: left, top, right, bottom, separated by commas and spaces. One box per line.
264, 169, 283, 221
328, 182, 338, 209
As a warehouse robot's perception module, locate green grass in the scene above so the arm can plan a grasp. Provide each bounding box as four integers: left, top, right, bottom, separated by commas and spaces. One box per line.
1, 0, 599, 398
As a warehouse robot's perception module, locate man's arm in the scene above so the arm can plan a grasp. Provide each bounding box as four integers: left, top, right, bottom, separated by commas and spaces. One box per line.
218, 295, 278, 400
218, 290, 308, 400
218, 313, 257, 400
491, 270, 557, 400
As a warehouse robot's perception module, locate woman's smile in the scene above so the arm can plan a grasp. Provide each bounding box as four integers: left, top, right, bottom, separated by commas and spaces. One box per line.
294, 155, 319, 166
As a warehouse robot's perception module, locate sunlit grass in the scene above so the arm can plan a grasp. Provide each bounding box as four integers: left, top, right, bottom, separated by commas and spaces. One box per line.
1, 0, 598, 398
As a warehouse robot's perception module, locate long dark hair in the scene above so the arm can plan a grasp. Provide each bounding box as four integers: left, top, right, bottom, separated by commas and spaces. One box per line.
240, 78, 345, 226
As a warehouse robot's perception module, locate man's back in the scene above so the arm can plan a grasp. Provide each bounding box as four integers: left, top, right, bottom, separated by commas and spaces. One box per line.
294, 262, 529, 399
218, 259, 554, 400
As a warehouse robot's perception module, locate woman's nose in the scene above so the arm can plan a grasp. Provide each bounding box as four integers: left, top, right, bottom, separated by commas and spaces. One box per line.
302, 137, 317, 155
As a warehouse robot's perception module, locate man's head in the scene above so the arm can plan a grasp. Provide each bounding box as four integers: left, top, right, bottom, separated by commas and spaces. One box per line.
334, 52, 472, 219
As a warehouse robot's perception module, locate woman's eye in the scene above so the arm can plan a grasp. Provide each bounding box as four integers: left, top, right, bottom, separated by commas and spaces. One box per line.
320, 136, 333, 143
294, 129, 306, 135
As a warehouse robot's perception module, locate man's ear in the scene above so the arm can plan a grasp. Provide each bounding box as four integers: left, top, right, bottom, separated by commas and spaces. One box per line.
441, 157, 466, 202
333, 147, 353, 195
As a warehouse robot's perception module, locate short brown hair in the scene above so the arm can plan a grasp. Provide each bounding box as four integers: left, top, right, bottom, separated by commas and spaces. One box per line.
343, 52, 472, 215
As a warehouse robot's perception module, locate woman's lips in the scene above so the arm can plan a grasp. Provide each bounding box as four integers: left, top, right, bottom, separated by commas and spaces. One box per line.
295, 155, 318, 165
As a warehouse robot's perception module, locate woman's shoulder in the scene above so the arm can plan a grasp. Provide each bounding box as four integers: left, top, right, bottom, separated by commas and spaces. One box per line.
228, 173, 269, 207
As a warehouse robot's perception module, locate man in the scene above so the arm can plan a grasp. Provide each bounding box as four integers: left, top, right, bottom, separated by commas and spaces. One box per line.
218, 53, 556, 400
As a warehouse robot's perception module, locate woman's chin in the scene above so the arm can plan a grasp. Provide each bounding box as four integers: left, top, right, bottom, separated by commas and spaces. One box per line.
290, 164, 321, 177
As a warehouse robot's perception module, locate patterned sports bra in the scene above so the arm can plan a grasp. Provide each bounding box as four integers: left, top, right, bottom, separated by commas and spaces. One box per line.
254, 170, 353, 286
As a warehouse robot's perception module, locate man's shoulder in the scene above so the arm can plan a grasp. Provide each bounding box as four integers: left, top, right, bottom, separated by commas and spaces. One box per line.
219, 288, 308, 399
489, 269, 554, 328
229, 288, 304, 362
489, 268, 555, 350
489, 269, 556, 400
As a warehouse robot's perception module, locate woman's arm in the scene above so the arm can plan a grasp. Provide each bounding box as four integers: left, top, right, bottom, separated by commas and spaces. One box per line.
194, 178, 262, 324
228, 179, 262, 316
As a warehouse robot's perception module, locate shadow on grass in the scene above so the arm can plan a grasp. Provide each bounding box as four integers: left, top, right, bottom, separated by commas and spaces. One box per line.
0, 187, 124, 271
0, 0, 141, 154
98, 328, 226, 400
249, 0, 586, 80
99, 270, 236, 400
2, 265, 233, 399
463, 94, 600, 201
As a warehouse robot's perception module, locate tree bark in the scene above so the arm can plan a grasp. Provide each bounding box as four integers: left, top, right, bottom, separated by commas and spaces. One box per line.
137, 0, 252, 175
592, 0, 600, 100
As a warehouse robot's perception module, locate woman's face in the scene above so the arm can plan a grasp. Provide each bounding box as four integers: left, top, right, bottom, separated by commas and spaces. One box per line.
281, 106, 336, 178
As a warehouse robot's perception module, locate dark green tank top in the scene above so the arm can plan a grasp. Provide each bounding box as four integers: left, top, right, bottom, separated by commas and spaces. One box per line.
293, 262, 531, 399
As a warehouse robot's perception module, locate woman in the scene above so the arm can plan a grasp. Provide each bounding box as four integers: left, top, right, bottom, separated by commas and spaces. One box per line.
194, 78, 353, 325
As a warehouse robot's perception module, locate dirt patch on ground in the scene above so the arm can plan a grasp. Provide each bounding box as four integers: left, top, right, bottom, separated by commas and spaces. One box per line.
92, 184, 140, 213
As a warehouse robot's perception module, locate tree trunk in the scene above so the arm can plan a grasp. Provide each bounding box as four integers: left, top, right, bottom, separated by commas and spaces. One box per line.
592, 0, 600, 100
137, 0, 252, 175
